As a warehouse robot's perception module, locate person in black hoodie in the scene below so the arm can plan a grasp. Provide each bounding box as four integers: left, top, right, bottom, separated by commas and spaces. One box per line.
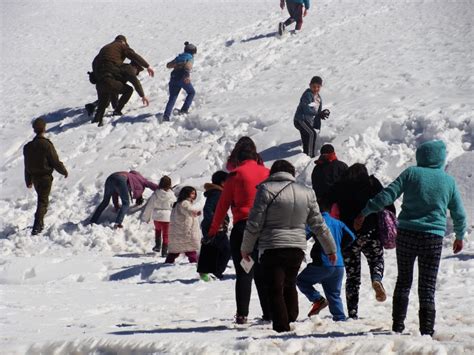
330, 163, 395, 319
197, 171, 231, 280
311, 144, 348, 204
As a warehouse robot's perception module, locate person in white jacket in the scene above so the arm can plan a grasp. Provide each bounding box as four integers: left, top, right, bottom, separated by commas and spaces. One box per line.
141, 176, 176, 257
166, 186, 202, 264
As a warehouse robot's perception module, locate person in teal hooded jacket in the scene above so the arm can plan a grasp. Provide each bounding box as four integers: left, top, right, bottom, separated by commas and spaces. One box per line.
354, 140, 467, 336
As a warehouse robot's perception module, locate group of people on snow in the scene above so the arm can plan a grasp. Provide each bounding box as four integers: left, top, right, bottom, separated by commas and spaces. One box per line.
85, 35, 197, 126
23, 117, 467, 336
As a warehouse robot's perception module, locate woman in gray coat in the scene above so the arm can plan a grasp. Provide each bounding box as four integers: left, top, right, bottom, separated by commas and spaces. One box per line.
241, 160, 337, 332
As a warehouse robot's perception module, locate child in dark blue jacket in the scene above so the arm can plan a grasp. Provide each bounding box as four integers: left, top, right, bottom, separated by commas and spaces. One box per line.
197, 171, 231, 281
163, 42, 197, 121
297, 200, 355, 321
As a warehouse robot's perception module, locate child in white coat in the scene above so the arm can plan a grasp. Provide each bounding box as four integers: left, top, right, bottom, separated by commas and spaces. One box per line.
166, 186, 202, 264
141, 176, 176, 257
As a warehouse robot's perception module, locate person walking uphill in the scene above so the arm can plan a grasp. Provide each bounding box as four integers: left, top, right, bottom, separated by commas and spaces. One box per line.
354, 140, 467, 336
294, 76, 330, 158
278, 0, 311, 35
297, 199, 355, 322
23, 118, 68, 235
141, 176, 176, 257
91, 35, 154, 126
311, 144, 348, 204
208, 140, 271, 324
241, 160, 337, 332
90, 171, 158, 228
163, 42, 197, 122
331, 163, 395, 319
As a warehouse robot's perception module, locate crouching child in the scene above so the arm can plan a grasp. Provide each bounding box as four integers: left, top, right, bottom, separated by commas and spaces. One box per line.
297, 200, 355, 321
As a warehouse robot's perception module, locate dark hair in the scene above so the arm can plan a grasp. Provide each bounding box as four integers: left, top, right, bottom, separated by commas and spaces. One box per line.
32, 117, 46, 134
310, 76, 323, 86
158, 176, 172, 190
318, 198, 332, 212
320, 144, 335, 155
270, 160, 296, 177
174, 186, 196, 208
212, 171, 228, 185
228, 136, 259, 165
343, 163, 369, 183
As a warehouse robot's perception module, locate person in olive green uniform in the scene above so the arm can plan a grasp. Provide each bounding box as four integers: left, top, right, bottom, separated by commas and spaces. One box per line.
92, 35, 154, 126
23, 118, 68, 235
86, 61, 150, 118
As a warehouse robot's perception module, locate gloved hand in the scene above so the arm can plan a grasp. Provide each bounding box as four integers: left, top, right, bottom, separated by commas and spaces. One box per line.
136, 196, 144, 206
321, 109, 330, 120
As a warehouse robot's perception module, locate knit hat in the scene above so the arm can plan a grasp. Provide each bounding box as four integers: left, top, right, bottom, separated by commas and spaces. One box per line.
32, 118, 46, 134
115, 35, 127, 44
320, 144, 335, 154
310, 76, 323, 86
184, 41, 197, 55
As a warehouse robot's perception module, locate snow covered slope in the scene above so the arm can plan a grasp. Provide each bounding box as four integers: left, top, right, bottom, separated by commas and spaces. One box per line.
0, 0, 473, 353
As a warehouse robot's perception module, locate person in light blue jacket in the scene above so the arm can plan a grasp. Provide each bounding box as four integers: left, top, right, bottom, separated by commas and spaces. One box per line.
355, 140, 467, 336
163, 42, 197, 121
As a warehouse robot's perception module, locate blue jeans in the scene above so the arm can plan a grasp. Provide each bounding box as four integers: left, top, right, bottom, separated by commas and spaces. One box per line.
90, 174, 130, 225
164, 78, 195, 118
297, 265, 346, 321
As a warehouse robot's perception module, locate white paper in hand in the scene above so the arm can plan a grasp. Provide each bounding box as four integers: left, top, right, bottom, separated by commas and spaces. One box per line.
240, 256, 254, 274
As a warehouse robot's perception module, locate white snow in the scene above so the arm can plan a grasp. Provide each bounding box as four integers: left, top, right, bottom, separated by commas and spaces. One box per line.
0, 0, 473, 354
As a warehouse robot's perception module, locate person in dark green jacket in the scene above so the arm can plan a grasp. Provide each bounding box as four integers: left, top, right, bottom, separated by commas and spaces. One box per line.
355, 140, 467, 336
23, 118, 68, 235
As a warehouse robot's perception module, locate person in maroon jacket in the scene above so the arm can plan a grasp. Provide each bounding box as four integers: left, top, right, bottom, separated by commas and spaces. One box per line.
90, 170, 158, 228
209, 140, 270, 325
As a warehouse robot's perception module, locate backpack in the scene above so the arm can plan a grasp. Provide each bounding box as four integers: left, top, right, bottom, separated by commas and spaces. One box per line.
378, 209, 398, 249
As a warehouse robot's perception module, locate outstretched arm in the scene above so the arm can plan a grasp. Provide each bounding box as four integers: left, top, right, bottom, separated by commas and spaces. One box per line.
241, 186, 271, 254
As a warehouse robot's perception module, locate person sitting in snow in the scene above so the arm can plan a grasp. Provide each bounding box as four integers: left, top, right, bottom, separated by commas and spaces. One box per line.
355, 140, 467, 336
297, 198, 355, 321
90, 171, 158, 229
197, 171, 231, 281
166, 186, 202, 264
141, 176, 176, 257
163, 42, 197, 122
294, 76, 330, 158
278, 0, 311, 35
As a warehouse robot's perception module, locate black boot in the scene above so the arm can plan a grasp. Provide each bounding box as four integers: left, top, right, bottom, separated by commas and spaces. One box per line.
32, 220, 43, 236
152, 235, 162, 253
161, 244, 168, 258
85, 103, 96, 117
419, 308, 436, 336
392, 297, 408, 333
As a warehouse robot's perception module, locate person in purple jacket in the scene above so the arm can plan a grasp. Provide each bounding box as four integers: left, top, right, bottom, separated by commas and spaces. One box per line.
90, 171, 158, 228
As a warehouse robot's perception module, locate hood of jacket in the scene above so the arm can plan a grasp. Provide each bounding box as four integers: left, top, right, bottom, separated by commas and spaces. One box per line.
203, 183, 223, 197
260, 171, 296, 185
416, 140, 446, 169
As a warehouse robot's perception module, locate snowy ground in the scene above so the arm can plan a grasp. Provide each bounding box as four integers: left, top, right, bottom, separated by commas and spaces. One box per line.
0, 0, 473, 354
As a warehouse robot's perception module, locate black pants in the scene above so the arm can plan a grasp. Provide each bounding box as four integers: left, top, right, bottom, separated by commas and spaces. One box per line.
94, 78, 133, 123
294, 119, 317, 158
393, 229, 443, 335
343, 228, 384, 318
197, 232, 231, 279
32, 175, 53, 230
284, 1, 304, 30
261, 248, 305, 332
230, 220, 271, 319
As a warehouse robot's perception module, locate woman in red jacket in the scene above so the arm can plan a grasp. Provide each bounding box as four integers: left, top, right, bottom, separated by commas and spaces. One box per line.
209, 140, 270, 325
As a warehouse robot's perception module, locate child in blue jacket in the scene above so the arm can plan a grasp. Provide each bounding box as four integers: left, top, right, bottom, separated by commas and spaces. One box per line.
355, 140, 467, 336
297, 200, 355, 321
163, 42, 197, 121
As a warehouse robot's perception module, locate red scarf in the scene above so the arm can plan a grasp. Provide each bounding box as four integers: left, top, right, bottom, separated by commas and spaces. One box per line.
315, 152, 337, 165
